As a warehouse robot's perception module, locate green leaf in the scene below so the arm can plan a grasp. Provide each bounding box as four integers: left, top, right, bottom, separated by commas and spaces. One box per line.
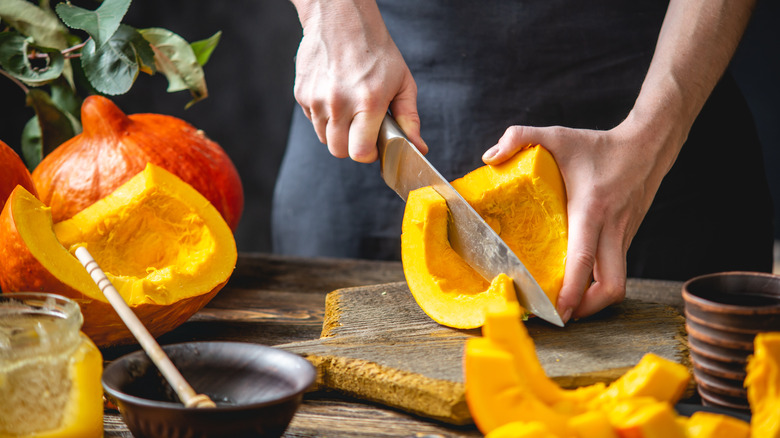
80, 24, 151, 95
50, 77, 82, 119
21, 116, 43, 170
55, 0, 131, 48
140, 27, 208, 107
190, 30, 221, 66
0, 0, 68, 50
0, 32, 65, 86
25, 89, 78, 163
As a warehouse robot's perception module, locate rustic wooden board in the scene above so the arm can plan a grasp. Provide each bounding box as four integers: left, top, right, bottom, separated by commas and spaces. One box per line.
279, 281, 689, 425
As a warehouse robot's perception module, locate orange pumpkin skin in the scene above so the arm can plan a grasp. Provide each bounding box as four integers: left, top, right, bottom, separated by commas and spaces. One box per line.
32, 95, 244, 230
0, 139, 37, 213
0, 165, 236, 347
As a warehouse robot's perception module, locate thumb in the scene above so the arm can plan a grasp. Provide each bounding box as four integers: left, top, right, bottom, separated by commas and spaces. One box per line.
483, 125, 543, 165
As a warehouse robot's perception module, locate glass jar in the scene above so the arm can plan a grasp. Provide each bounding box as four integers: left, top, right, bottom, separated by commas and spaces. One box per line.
0, 293, 103, 437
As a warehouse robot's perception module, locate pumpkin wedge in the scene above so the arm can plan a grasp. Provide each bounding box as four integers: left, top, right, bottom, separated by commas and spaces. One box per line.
745, 332, 780, 438
401, 145, 567, 328
0, 163, 237, 346
465, 300, 691, 436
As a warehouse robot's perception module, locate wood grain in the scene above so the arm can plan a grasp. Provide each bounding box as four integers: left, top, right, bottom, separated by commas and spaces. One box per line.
102, 253, 691, 436
279, 281, 689, 424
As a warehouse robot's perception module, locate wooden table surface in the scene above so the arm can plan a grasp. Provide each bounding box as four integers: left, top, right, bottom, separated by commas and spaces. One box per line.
101, 252, 689, 437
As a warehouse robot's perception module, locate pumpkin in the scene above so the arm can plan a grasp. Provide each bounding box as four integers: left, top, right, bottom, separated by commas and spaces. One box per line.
464, 300, 694, 437
401, 145, 567, 328
683, 412, 749, 438
0, 163, 237, 346
610, 401, 685, 438
0, 139, 37, 215
31, 95, 244, 231
745, 332, 780, 438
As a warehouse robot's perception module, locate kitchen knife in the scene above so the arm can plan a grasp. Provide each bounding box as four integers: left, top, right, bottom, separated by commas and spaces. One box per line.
377, 114, 564, 327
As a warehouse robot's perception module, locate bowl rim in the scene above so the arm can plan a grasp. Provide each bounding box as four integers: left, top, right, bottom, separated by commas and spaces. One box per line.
682, 271, 780, 312
102, 341, 316, 412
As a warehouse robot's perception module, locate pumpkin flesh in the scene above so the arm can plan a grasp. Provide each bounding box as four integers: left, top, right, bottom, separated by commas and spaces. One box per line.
745, 332, 780, 438
0, 164, 236, 346
465, 300, 695, 437
401, 145, 567, 329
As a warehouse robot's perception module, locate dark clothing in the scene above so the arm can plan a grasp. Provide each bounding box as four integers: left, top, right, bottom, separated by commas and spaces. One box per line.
272, 0, 774, 280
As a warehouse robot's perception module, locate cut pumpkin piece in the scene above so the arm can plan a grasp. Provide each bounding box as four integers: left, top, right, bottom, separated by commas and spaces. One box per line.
745, 332, 780, 438
401, 145, 567, 328
481, 299, 604, 407
465, 300, 699, 437
611, 401, 686, 438
590, 353, 690, 410
0, 163, 237, 347
464, 337, 573, 437
486, 421, 559, 438
683, 411, 749, 438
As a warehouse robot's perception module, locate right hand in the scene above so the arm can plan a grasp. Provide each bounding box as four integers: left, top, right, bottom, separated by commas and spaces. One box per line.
292, 0, 427, 162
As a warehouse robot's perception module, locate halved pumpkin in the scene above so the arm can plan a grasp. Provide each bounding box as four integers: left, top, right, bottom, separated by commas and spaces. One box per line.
0, 163, 237, 346
401, 145, 567, 328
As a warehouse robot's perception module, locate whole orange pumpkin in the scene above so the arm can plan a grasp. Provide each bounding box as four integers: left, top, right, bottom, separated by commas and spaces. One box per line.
32, 95, 244, 230
1, 139, 37, 214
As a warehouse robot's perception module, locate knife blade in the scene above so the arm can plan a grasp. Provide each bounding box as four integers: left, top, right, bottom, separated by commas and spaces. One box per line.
377, 114, 564, 327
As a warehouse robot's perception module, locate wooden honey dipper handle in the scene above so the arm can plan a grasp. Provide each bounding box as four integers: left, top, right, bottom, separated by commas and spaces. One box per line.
75, 247, 217, 409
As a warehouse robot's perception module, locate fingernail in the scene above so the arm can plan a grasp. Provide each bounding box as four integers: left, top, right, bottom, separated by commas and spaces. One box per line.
561, 307, 573, 323
482, 145, 499, 161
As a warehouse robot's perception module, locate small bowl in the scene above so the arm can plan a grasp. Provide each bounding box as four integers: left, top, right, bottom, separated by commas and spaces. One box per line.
682, 271, 780, 411
102, 342, 316, 438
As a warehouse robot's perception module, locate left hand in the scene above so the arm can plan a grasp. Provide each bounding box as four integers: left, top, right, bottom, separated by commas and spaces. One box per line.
482, 118, 679, 322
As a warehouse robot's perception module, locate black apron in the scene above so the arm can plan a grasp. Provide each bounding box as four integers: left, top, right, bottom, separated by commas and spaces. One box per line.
272, 0, 774, 280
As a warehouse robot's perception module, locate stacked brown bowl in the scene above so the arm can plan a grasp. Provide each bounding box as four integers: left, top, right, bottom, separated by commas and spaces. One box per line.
682, 272, 780, 412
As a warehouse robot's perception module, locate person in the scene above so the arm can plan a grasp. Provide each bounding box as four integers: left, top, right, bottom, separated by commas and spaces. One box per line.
272, 0, 774, 323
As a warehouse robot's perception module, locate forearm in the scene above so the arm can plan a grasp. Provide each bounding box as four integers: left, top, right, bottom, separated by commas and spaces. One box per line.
625, 0, 756, 172
290, 0, 384, 34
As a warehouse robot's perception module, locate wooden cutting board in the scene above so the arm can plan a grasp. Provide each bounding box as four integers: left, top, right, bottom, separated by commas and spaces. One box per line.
278, 281, 689, 425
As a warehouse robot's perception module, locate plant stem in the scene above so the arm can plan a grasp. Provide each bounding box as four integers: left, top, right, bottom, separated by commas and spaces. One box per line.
0, 68, 29, 94
62, 40, 88, 56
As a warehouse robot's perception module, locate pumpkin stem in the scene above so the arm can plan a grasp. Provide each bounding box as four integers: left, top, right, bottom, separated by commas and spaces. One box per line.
81, 95, 130, 138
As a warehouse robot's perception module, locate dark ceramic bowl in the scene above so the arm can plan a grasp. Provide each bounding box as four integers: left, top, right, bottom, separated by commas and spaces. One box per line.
102, 342, 316, 438
682, 271, 780, 412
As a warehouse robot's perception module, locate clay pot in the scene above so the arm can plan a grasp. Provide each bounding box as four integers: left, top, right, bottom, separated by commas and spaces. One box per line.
682, 271, 780, 411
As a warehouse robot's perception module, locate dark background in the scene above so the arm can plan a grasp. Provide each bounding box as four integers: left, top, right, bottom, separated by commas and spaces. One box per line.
1, 0, 778, 255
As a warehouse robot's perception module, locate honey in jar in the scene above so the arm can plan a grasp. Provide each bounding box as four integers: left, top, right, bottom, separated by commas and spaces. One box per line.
0, 293, 103, 437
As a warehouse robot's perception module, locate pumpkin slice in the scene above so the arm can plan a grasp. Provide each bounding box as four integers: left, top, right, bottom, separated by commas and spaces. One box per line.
0, 163, 237, 346
401, 145, 567, 328
683, 411, 749, 438
745, 332, 780, 438
589, 353, 690, 410
465, 300, 698, 436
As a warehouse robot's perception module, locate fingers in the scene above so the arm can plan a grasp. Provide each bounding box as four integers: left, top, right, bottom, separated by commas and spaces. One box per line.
556, 206, 599, 323
348, 111, 383, 163
300, 87, 421, 163
557, 202, 629, 323
391, 94, 427, 155
571, 223, 627, 320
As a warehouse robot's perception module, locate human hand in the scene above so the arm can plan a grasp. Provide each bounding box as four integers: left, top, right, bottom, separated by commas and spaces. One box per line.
482, 118, 681, 323
292, 0, 427, 162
